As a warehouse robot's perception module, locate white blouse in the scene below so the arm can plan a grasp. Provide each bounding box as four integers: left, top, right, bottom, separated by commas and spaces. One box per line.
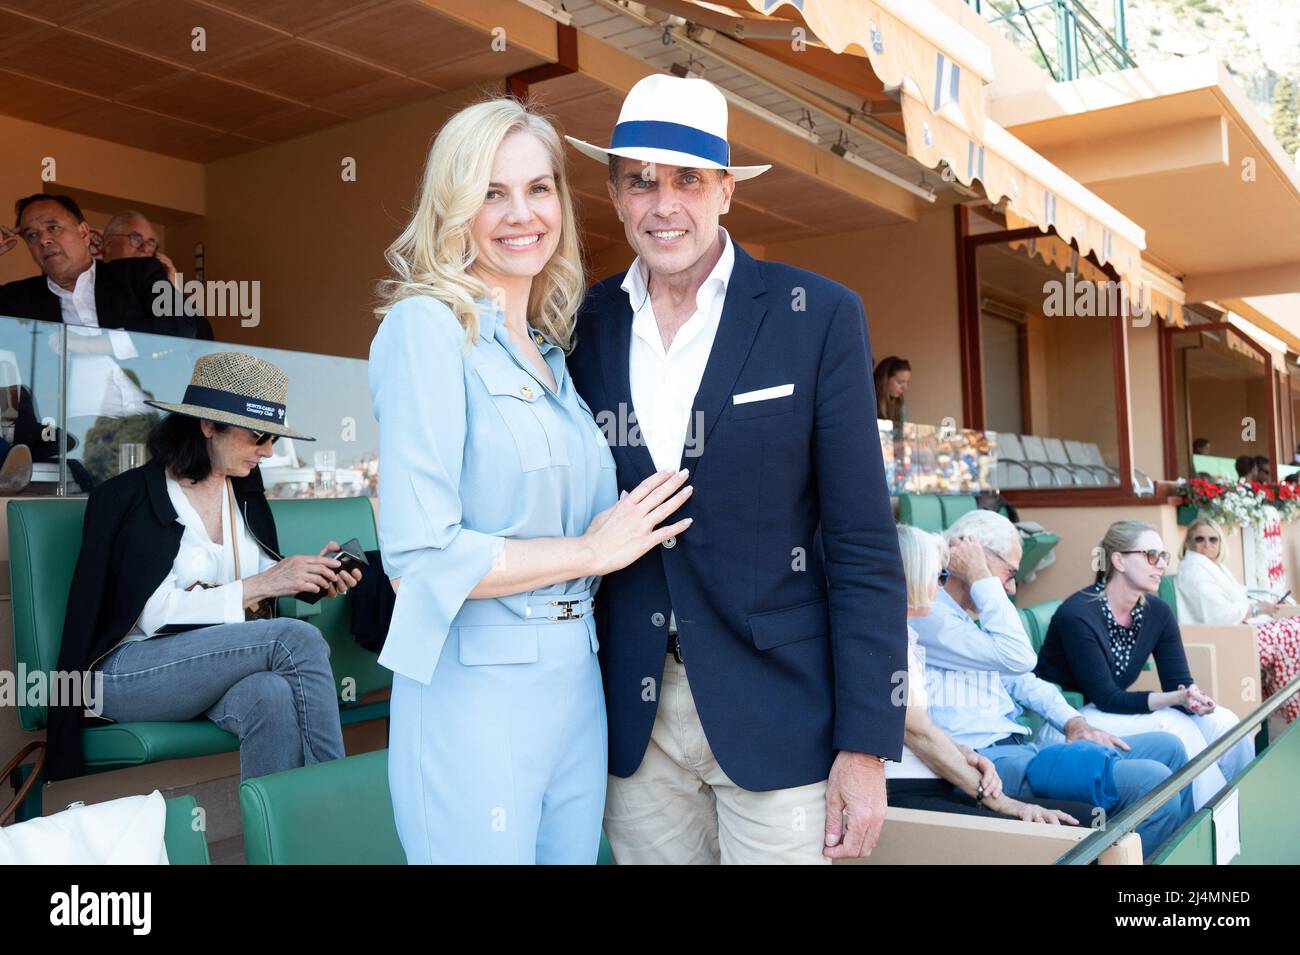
1174, 550, 1252, 627
124, 477, 278, 641
886, 625, 939, 781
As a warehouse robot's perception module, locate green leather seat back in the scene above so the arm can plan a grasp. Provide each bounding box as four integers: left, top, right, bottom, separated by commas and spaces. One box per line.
939, 495, 978, 528
1022, 599, 1062, 655
898, 494, 944, 533
268, 497, 389, 700
7, 499, 87, 731
164, 795, 211, 865
1158, 573, 1179, 620
240, 748, 405, 864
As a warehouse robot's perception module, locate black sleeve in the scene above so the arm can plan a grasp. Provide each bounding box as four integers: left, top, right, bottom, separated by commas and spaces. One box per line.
1151, 601, 1195, 694
45, 487, 119, 779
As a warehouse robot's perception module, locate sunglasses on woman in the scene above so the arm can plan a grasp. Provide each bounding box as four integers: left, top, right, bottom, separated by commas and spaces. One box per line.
1192, 535, 1219, 545
1119, 549, 1170, 566
248, 429, 279, 447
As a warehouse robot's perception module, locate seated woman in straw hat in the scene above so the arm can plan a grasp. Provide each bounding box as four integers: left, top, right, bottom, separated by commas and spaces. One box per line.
370, 98, 692, 864
44, 351, 359, 784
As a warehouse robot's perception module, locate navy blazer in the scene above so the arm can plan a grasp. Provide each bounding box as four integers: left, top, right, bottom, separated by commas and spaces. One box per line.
0, 257, 213, 340
569, 243, 907, 792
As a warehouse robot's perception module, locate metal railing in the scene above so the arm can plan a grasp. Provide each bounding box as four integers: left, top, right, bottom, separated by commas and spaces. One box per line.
1054, 673, 1300, 864
965, 0, 1137, 81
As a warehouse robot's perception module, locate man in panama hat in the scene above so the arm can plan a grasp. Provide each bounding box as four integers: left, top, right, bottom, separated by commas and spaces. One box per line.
567, 74, 907, 863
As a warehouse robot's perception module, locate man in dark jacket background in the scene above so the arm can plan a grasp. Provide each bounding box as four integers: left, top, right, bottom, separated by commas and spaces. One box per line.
0, 193, 210, 340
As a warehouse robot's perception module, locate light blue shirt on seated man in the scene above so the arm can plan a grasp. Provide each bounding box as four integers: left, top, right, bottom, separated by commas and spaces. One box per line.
909, 577, 1081, 750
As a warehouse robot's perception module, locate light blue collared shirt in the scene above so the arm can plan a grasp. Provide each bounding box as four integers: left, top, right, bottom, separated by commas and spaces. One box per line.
911, 578, 1081, 749
368, 295, 618, 684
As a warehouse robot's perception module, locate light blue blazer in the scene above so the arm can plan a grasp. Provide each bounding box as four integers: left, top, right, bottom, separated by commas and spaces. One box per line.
368, 295, 617, 685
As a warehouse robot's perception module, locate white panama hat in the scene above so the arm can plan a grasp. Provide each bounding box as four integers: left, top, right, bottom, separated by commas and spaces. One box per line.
565, 74, 771, 181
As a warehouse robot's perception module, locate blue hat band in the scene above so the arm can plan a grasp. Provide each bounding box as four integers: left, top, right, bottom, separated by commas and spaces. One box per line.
608, 120, 730, 167
183, 384, 286, 424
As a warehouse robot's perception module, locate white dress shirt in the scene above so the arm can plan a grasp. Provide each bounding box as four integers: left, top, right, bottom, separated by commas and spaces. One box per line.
46, 260, 146, 419
124, 476, 277, 641
623, 228, 735, 473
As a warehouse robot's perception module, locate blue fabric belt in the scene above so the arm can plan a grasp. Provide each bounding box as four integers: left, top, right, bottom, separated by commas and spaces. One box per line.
452, 590, 595, 627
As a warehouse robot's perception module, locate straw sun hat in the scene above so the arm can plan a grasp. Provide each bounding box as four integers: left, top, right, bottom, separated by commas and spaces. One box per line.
145, 351, 315, 441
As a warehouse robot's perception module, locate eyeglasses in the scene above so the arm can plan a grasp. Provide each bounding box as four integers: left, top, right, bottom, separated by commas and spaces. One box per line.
1119, 549, 1171, 566
249, 429, 279, 447
105, 231, 159, 255
938, 568, 950, 585
1192, 535, 1220, 545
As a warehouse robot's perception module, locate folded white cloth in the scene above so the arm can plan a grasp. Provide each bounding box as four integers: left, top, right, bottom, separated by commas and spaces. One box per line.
0, 790, 169, 864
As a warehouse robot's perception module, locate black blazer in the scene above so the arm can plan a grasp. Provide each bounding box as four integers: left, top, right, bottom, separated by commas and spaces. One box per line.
0, 257, 213, 340
45, 458, 279, 780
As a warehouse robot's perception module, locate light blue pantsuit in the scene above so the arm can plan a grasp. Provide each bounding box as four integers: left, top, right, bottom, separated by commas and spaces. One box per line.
369, 296, 617, 864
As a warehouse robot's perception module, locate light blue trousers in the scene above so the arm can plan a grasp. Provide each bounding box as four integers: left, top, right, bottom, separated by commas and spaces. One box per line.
387, 601, 607, 864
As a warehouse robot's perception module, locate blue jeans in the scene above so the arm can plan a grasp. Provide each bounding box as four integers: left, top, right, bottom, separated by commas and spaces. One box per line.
97, 619, 346, 781
977, 732, 1194, 861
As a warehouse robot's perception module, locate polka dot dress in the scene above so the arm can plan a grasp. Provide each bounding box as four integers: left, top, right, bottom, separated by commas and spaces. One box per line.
1094, 582, 1144, 680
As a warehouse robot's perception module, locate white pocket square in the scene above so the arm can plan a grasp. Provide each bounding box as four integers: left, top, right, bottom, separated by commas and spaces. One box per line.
732, 384, 795, 405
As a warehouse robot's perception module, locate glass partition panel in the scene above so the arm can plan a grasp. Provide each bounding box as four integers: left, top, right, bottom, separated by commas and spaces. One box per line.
900, 423, 998, 494
0, 315, 65, 493
61, 326, 375, 498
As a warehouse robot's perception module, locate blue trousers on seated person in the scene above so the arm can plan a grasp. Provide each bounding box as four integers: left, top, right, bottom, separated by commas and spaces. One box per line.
977, 732, 1194, 860
96, 618, 347, 782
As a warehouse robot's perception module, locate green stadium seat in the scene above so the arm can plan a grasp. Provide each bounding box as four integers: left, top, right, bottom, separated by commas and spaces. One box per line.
6, 496, 390, 822
939, 495, 978, 528
240, 747, 615, 865
1158, 573, 1179, 620
164, 795, 211, 865
897, 494, 944, 532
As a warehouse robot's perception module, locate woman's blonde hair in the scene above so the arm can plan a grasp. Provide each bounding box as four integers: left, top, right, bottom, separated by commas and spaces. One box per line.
898, 525, 948, 613
1095, 519, 1160, 585
1181, 516, 1228, 564
374, 98, 584, 350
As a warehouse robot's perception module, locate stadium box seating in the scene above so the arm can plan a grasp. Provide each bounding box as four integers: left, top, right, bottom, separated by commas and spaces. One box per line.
6, 496, 391, 822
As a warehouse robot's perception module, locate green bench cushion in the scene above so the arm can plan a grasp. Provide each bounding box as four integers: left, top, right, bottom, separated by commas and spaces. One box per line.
82, 720, 238, 770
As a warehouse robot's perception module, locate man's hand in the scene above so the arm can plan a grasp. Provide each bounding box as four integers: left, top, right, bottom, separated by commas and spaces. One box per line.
156, 251, 179, 285
1064, 716, 1130, 751
960, 746, 1002, 800
0, 224, 17, 257
823, 751, 887, 859
946, 537, 992, 585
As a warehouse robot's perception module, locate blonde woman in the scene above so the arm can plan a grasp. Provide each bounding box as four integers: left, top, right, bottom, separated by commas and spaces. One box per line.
1177, 517, 1300, 723
1036, 520, 1254, 809
888, 526, 1083, 825
369, 99, 693, 864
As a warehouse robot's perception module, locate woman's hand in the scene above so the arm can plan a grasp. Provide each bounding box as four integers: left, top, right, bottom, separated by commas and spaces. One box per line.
1011, 802, 1078, 826
1181, 683, 1216, 715
581, 469, 694, 577
960, 746, 1002, 801
318, 540, 363, 598
244, 554, 340, 604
